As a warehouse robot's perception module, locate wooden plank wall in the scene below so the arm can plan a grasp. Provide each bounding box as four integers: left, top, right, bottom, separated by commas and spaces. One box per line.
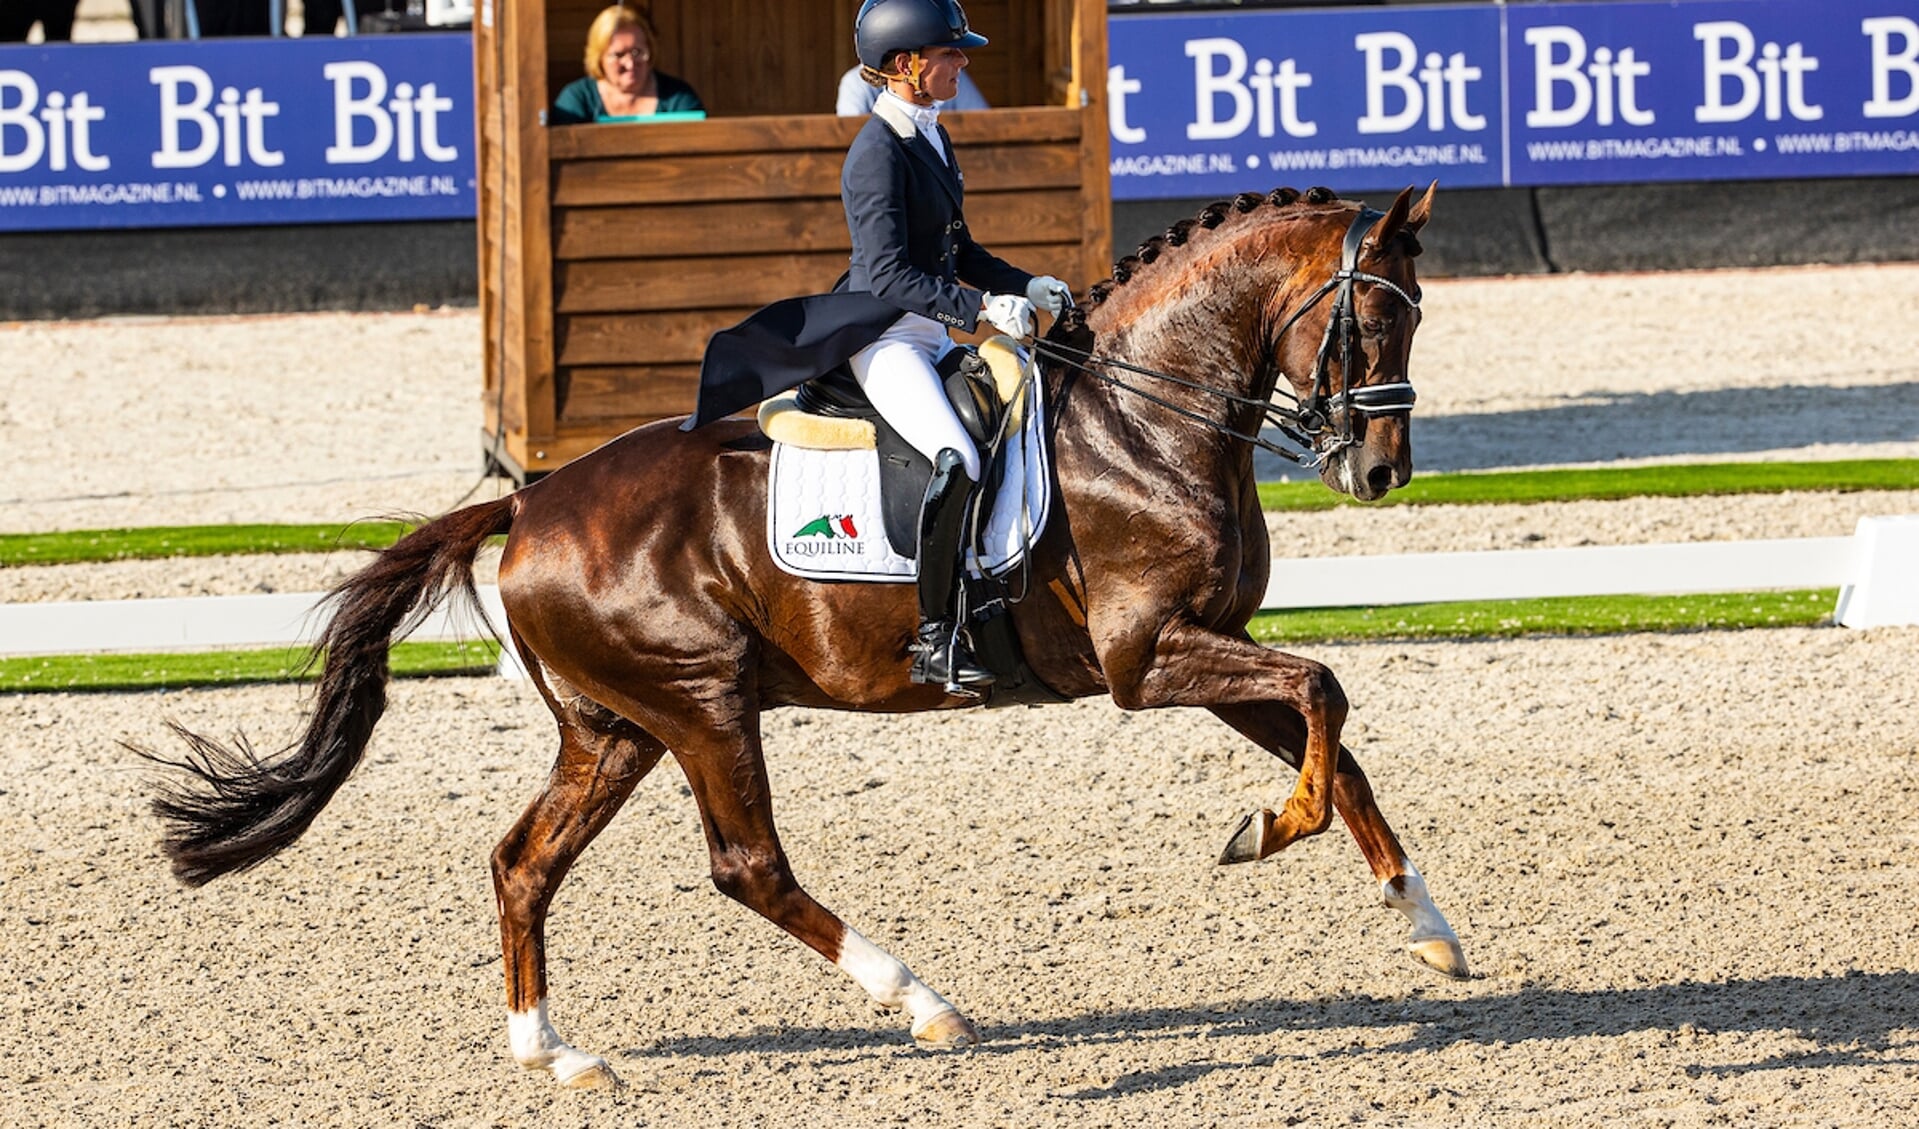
476, 0, 556, 468
535, 109, 1088, 458
481, 0, 1110, 473
540, 0, 1052, 119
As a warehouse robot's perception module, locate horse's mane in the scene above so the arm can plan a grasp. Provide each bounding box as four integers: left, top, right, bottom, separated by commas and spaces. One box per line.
1051, 185, 1423, 341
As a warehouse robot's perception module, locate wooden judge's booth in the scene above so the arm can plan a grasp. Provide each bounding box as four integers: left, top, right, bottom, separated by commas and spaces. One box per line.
475, 0, 1112, 482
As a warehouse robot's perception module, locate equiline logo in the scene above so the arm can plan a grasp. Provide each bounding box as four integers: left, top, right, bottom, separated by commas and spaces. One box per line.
792, 514, 859, 539
785, 514, 865, 557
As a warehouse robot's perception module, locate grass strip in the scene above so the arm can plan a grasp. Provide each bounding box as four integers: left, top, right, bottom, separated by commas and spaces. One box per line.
1247, 589, 1837, 644
2, 593, 1837, 693
0, 522, 414, 568
5, 461, 1913, 567
1258, 459, 1919, 512
0, 640, 502, 694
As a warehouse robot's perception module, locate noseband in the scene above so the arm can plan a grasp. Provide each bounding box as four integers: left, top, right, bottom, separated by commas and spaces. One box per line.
1273, 208, 1420, 460
1032, 208, 1420, 466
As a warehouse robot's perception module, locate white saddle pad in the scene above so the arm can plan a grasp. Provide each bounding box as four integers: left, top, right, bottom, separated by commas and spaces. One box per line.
767, 363, 1052, 583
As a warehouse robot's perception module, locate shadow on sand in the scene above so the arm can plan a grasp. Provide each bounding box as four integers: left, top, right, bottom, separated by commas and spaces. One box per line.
1255, 382, 1919, 478
624, 968, 1919, 1099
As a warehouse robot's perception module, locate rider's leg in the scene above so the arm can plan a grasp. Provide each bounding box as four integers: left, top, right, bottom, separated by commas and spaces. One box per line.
908, 449, 992, 690
849, 317, 979, 478
850, 317, 993, 692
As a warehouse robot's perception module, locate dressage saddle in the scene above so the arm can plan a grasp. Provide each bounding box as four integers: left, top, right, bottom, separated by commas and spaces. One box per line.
787, 347, 1005, 560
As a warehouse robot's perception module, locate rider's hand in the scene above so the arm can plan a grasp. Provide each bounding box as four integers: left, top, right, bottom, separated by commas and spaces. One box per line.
981, 293, 1036, 339
1025, 276, 1073, 315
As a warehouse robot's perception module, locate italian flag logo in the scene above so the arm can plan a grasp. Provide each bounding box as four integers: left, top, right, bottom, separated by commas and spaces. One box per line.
793, 514, 860, 539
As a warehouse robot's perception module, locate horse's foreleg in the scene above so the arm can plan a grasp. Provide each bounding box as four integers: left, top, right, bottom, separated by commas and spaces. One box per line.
492, 717, 664, 1089
671, 731, 979, 1048
1110, 623, 1346, 856
1209, 702, 1468, 979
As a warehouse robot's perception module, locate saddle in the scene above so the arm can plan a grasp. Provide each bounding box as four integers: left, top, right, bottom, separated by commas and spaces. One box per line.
757, 335, 1063, 707
758, 336, 1027, 560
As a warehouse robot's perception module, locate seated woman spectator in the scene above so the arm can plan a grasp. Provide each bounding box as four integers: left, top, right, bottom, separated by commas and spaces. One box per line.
551, 5, 705, 125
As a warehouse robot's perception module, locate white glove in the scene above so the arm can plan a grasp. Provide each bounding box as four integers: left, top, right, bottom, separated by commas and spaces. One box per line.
981, 292, 1036, 339
1025, 275, 1073, 315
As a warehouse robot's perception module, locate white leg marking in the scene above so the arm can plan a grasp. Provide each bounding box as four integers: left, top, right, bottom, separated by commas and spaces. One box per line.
837, 926, 962, 1037
508, 999, 614, 1085
1381, 860, 1469, 978
1381, 862, 1453, 941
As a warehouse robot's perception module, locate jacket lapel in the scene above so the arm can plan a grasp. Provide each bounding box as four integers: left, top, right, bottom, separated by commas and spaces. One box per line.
873, 97, 965, 209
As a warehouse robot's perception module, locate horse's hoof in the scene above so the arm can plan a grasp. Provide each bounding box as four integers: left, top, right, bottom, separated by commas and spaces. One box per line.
1408, 936, 1470, 980
912, 1008, 980, 1049
556, 1060, 624, 1091
1218, 809, 1274, 865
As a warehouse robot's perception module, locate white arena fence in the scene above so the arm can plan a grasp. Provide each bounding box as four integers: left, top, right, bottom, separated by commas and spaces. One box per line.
1, 517, 1914, 675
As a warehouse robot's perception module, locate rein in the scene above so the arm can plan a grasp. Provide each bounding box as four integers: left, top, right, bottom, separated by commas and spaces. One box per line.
1030, 208, 1419, 466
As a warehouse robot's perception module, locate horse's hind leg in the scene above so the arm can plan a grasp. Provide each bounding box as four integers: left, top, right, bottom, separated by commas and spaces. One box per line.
668, 716, 979, 1048
1209, 702, 1469, 979
492, 670, 666, 1089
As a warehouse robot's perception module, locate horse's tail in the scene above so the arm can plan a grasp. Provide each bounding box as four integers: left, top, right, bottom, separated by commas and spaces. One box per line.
139, 495, 519, 887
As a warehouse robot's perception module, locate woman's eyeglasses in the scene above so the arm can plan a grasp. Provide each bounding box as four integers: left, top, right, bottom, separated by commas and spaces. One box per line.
605, 46, 651, 63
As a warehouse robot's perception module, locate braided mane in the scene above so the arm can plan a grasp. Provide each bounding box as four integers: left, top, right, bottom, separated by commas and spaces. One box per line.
1052, 185, 1422, 339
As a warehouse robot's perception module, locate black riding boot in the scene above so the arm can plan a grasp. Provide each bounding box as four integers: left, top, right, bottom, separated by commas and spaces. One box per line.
911, 448, 995, 694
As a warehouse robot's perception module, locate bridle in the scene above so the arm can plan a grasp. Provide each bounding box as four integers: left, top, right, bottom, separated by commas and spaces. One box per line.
1030, 208, 1420, 466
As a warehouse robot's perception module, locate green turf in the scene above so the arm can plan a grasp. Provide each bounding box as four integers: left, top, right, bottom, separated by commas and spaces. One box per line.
1247, 589, 1837, 644
0, 640, 503, 694
0, 522, 414, 568
5, 460, 1914, 567
1258, 459, 1919, 512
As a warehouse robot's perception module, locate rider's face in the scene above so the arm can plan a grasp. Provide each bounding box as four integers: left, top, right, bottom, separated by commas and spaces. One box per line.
916, 46, 968, 103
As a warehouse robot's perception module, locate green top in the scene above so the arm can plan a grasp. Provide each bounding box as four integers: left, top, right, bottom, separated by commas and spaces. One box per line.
550, 73, 705, 125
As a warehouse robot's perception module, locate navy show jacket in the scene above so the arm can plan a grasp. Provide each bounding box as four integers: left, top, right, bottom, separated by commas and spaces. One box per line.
683, 95, 1035, 431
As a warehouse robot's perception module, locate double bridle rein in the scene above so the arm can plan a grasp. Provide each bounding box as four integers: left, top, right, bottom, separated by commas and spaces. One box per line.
1030, 208, 1420, 466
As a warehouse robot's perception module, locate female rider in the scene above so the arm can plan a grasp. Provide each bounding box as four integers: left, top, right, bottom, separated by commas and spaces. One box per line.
843, 0, 1071, 692
688, 0, 1072, 694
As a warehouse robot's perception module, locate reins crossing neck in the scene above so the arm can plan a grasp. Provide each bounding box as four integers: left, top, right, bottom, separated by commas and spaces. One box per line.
1031, 207, 1420, 466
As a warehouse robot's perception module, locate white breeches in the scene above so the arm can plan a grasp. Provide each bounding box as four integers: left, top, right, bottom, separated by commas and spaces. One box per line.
848, 313, 981, 481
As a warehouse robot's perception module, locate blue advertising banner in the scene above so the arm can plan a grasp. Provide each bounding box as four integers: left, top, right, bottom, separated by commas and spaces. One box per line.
0, 35, 475, 231
1109, 5, 1505, 198
1506, 0, 1919, 186
6, 4, 1915, 225
1108, 0, 1919, 200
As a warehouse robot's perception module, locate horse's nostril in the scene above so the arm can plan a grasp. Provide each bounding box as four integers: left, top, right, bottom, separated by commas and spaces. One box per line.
1366, 463, 1394, 495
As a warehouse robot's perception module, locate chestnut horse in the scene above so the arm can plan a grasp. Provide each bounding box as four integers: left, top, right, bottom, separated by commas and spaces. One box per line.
144, 185, 1465, 1090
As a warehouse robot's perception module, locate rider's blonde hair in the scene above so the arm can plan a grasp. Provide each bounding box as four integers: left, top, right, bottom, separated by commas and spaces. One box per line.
861, 50, 928, 97
582, 5, 658, 82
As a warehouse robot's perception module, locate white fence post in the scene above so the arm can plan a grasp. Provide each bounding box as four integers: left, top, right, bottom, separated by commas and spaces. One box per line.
1834, 515, 1919, 629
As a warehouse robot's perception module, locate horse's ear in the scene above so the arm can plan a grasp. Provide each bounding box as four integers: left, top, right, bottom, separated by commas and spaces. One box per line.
1366, 187, 1414, 252
1366, 182, 1436, 255
1406, 180, 1436, 234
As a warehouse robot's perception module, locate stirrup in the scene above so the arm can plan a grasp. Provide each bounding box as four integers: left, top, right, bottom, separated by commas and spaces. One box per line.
911, 621, 994, 696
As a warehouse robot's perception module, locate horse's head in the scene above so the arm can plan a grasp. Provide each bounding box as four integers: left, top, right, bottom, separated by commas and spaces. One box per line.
1048, 183, 1434, 503
1269, 184, 1434, 502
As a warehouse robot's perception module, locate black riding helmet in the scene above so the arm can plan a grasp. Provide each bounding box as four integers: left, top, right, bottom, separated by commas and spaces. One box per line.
854, 0, 988, 72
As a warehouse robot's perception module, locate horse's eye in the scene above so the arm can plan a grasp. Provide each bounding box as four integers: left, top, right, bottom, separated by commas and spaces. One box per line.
1361, 317, 1387, 335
